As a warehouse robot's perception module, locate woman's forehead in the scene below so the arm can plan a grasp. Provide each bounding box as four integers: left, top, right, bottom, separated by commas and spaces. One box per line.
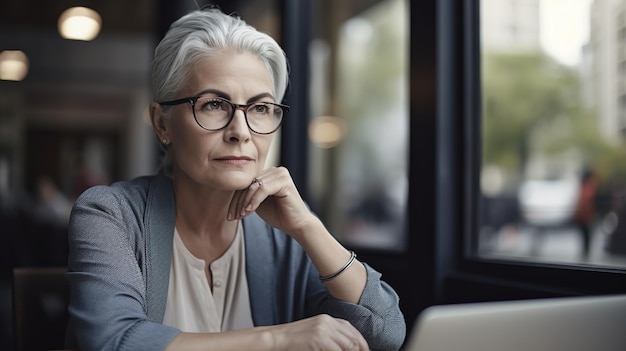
181, 50, 273, 97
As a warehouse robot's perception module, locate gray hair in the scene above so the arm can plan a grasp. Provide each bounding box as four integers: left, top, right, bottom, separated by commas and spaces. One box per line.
150, 8, 289, 103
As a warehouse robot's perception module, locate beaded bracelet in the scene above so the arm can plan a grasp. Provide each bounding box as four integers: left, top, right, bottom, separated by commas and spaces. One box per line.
319, 250, 357, 282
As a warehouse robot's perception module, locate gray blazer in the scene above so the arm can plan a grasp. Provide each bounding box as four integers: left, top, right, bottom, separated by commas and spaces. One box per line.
66, 174, 406, 351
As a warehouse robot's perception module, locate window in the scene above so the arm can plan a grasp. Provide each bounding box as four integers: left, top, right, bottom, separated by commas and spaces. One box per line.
307, 0, 409, 252
478, 0, 626, 270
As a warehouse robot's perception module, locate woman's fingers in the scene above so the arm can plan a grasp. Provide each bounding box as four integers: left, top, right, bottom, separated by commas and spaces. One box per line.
227, 166, 315, 235
241, 174, 272, 215
229, 167, 287, 220
332, 319, 368, 351
271, 314, 369, 351
228, 173, 272, 220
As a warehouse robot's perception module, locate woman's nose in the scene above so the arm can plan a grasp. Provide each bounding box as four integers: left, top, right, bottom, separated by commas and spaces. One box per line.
223, 108, 251, 142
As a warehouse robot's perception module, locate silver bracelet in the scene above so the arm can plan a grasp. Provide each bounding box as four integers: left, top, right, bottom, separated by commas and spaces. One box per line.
319, 250, 357, 282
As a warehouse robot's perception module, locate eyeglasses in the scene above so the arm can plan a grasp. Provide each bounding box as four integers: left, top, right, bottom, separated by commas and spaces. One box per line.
159, 96, 289, 135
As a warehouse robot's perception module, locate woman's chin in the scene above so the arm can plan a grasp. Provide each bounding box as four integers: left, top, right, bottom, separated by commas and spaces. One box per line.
222, 175, 255, 190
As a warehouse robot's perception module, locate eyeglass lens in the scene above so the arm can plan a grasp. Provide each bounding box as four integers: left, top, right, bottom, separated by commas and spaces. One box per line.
194, 97, 283, 133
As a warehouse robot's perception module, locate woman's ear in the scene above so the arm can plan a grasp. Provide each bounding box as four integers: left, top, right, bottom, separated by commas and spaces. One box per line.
149, 102, 170, 144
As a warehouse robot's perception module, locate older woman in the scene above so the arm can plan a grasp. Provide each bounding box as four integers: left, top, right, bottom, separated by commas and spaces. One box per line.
65, 7, 405, 351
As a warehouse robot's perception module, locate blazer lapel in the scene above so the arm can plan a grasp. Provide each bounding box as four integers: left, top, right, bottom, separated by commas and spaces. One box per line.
243, 213, 278, 326
144, 174, 176, 322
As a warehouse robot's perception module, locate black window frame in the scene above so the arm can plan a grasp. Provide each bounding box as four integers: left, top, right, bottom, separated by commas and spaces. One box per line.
436, 0, 626, 305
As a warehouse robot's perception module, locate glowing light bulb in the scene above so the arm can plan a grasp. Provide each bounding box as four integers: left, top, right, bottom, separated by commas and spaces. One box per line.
58, 7, 102, 41
0, 50, 29, 81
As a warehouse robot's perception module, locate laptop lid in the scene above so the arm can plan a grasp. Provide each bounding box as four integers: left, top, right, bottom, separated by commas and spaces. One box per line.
404, 294, 626, 351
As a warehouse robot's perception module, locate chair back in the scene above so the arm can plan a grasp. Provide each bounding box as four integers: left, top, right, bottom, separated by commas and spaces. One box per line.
12, 267, 69, 351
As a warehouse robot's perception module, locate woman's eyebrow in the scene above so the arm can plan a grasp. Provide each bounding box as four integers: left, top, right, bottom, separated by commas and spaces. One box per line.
195, 89, 275, 103
196, 89, 230, 99
246, 93, 275, 103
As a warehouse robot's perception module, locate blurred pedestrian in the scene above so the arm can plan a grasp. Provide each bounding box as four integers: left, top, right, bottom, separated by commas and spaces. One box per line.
573, 168, 599, 258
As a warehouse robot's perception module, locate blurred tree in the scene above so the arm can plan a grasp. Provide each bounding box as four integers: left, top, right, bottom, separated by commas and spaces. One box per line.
482, 51, 626, 186
482, 51, 580, 173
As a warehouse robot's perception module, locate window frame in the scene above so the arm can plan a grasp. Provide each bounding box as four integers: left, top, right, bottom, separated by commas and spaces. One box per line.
436, 0, 626, 304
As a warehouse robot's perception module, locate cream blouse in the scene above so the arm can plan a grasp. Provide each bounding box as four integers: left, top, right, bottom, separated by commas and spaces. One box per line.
162, 222, 254, 332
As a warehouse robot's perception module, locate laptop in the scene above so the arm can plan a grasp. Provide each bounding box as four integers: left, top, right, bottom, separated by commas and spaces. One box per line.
404, 294, 626, 351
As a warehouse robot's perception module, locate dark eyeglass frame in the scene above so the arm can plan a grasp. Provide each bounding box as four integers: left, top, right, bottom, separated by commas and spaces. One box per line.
158, 96, 289, 135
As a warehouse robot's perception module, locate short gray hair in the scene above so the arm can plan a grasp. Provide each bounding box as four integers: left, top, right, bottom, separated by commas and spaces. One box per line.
150, 8, 289, 103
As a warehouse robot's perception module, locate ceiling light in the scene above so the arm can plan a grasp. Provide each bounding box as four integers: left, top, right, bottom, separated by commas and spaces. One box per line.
0, 50, 29, 81
58, 7, 102, 41
308, 116, 346, 149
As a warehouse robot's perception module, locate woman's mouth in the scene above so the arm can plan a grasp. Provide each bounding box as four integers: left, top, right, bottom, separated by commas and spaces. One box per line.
215, 156, 254, 166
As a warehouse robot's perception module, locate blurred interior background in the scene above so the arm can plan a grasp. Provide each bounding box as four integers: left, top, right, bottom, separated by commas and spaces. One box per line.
1, 2, 160, 348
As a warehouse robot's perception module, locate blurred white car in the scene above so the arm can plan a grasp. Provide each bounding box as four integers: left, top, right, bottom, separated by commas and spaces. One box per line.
518, 178, 579, 227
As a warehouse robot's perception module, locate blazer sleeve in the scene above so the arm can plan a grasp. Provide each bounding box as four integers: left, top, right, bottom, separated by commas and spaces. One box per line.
308, 262, 406, 351
65, 184, 180, 351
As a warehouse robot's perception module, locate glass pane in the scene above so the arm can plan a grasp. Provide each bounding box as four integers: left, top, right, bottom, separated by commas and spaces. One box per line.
479, 0, 626, 268
308, 0, 408, 251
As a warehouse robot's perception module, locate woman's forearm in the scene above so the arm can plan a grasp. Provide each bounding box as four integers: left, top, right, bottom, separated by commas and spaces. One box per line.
293, 216, 367, 304
164, 328, 274, 351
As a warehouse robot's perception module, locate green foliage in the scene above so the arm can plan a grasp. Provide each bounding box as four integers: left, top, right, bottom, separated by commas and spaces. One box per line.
338, 5, 406, 124
482, 50, 626, 184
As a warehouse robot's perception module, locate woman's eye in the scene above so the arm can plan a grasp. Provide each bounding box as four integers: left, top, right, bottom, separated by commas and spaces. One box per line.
199, 100, 226, 111
253, 104, 270, 114
209, 101, 222, 109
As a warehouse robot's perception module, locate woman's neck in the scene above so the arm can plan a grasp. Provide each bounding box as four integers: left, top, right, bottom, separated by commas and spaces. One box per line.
171, 172, 238, 242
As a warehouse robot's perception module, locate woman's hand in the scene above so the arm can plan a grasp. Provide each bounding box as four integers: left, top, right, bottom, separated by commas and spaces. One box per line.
228, 166, 368, 304
270, 314, 370, 351
228, 166, 317, 237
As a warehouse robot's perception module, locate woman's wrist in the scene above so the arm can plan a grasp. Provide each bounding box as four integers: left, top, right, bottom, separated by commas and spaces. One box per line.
290, 215, 326, 244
